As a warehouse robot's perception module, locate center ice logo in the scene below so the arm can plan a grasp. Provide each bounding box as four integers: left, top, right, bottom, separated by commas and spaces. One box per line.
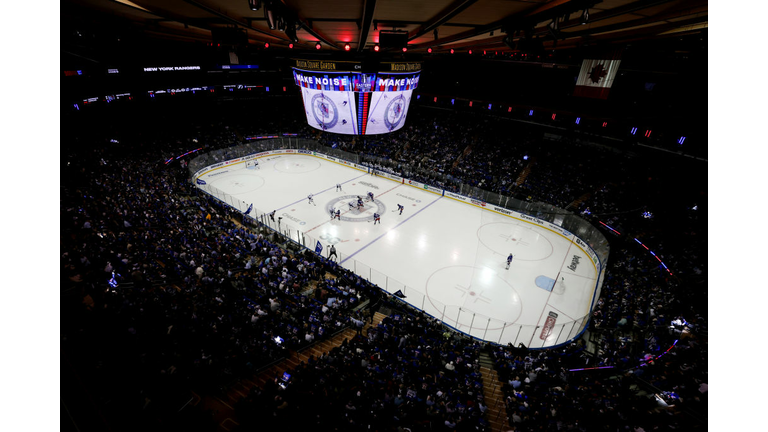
327, 195, 387, 223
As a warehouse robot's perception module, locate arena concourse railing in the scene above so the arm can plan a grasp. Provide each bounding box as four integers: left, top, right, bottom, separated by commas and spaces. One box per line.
188, 138, 609, 349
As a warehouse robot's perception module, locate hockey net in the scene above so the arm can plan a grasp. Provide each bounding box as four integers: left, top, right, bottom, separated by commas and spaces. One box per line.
245, 160, 259, 169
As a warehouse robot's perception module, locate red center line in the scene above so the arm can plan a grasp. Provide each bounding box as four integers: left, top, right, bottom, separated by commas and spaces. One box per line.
304, 183, 403, 234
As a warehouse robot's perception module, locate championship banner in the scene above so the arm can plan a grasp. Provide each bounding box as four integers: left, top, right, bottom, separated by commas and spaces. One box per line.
573, 51, 622, 99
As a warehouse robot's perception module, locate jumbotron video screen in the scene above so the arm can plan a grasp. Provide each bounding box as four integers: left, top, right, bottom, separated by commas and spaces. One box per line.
293, 60, 420, 135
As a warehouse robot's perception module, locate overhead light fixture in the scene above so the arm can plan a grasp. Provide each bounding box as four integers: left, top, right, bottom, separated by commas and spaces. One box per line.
315, 42, 321, 50
288, 43, 293, 49
373, 44, 380, 52
580, 9, 589, 25
503, 33, 516, 50
468, 50, 472, 54
402, 46, 407, 52
248, 0, 262, 11
548, 18, 559, 32
264, 42, 269, 48
450, 48, 454, 54
427, 47, 432, 53
285, 24, 298, 43
344, 43, 351, 51
265, 7, 277, 30
547, 18, 560, 40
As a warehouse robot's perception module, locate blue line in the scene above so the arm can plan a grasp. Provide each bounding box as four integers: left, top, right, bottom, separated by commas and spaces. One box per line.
341, 195, 443, 265
274, 172, 368, 212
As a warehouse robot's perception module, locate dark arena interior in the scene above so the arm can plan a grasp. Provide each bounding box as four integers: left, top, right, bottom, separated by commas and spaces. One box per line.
52, 0, 720, 431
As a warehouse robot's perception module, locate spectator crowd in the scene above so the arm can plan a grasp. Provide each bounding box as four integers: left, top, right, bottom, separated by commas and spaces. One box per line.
61, 96, 706, 431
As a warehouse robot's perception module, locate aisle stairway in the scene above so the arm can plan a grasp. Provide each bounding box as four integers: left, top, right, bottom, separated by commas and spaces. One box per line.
515, 157, 536, 187
479, 351, 511, 432
566, 191, 592, 211
205, 311, 389, 431
246, 311, 388, 393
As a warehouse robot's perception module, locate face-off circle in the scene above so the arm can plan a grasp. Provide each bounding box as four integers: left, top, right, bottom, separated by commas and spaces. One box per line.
326, 195, 387, 222
311, 93, 339, 130
384, 94, 407, 131
272, 157, 321, 173
208, 174, 265, 194
425, 265, 523, 328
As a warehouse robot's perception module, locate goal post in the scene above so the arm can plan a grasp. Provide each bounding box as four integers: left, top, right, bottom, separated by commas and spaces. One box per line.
245, 160, 259, 169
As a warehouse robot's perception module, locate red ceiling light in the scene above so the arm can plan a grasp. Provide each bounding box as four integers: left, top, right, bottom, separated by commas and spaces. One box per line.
450, 49, 454, 54
344, 43, 351, 51
289, 43, 293, 49
264, 42, 269, 48
402, 46, 407, 52
315, 42, 321, 50
483, 50, 486, 55
373, 44, 380, 52
468, 49, 472, 54
427, 47, 432, 53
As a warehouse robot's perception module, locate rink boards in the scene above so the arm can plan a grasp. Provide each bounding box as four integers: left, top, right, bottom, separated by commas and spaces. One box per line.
194, 150, 603, 348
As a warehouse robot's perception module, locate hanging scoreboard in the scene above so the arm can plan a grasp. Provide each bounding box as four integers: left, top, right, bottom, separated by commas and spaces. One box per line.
292, 60, 420, 135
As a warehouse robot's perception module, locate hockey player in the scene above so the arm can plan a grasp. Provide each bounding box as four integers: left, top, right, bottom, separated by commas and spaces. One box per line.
397, 204, 404, 215
335, 210, 341, 220
348, 201, 355, 211
367, 191, 374, 202
308, 194, 314, 205
357, 196, 364, 210
373, 212, 381, 225
328, 245, 337, 261
506, 253, 514, 270
336, 183, 342, 192
330, 208, 335, 219
269, 210, 276, 222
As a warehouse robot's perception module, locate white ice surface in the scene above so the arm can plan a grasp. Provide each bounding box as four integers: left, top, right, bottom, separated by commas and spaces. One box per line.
198, 154, 600, 348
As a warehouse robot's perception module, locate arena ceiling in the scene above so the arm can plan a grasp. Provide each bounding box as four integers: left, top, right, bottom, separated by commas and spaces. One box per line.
63, 0, 707, 56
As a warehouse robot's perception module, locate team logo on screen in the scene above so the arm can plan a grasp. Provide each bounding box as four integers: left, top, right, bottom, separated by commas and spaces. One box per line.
384, 94, 407, 131
311, 93, 339, 130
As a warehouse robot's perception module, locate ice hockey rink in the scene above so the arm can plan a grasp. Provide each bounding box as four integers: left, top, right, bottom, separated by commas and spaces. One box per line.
195, 153, 602, 348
